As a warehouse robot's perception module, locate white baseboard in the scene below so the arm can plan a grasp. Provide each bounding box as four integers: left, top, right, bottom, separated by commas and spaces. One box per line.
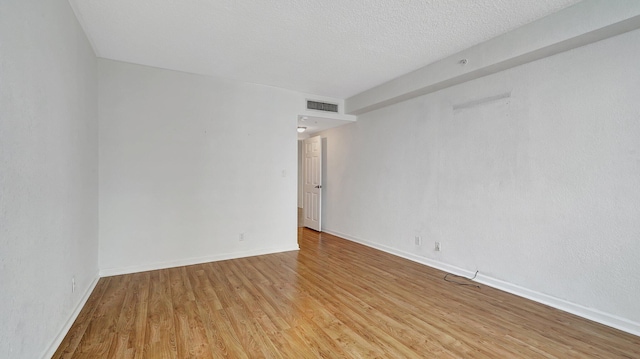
475, 274, 640, 337
323, 228, 640, 337
42, 246, 299, 357
323, 229, 477, 278
99, 245, 300, 277
42, 273, 100, 359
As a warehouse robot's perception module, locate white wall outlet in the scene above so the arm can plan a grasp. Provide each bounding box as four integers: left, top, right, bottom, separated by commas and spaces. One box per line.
71, 277, 76, 293
434, 241, 441, 251
414, 236, 421, 246
239, 233, 245, 241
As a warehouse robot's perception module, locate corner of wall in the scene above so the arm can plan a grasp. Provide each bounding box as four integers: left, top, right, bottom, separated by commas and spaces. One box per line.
41, 272, 100, 359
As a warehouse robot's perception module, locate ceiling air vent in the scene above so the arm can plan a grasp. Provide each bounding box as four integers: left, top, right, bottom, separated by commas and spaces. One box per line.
307, 100, 338, 113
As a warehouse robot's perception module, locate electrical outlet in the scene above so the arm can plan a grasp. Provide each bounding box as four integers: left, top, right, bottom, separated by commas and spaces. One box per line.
434, 241, 441, 251
239, 233, 244, 241
72, 277, 76, 293
414, 236, 421, 246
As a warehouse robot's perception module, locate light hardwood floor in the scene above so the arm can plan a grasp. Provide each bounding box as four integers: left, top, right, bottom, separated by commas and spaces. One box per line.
54, 228, 640, 358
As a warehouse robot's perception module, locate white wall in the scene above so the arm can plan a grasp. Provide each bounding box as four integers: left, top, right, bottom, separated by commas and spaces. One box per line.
0, 1, 99, 358
98, 60, 303, 274
320, 29, 640, 333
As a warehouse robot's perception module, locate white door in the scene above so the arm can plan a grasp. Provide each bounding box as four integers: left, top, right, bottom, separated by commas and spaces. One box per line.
303, 136, 322, 231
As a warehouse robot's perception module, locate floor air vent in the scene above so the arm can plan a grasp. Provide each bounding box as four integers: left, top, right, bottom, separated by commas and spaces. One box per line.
307, 100, 338, 113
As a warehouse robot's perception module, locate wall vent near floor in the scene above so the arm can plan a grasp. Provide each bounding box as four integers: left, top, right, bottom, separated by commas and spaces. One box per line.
307, 100, 338, 113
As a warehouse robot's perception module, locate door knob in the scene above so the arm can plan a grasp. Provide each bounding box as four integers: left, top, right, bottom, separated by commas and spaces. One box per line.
315, 185, 322, 189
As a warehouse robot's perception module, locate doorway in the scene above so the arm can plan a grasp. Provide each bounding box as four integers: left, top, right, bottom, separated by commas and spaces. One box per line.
296, 113, 355, 232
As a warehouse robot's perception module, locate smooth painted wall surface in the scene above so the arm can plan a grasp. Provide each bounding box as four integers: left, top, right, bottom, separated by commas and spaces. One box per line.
99, 60, 300, 273
0, 0, 99, 357
320, 29, 640, 326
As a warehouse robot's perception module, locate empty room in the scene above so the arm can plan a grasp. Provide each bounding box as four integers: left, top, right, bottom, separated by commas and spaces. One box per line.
2, 0, 640, 358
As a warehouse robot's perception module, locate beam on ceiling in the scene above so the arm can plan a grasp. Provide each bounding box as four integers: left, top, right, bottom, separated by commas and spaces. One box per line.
345, 0, 640, 115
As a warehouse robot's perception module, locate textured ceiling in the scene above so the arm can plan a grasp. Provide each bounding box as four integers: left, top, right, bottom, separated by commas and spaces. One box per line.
70, 0, 581, 99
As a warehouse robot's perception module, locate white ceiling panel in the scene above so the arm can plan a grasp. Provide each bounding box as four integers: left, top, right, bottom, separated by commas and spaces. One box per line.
69, 0, 581, 98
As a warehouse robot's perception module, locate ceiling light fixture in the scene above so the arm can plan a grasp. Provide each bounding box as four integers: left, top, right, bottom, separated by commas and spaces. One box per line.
297, 127, 307, 133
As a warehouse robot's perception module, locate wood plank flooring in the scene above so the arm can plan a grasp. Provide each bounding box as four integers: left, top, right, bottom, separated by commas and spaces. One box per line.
54, 228, 640, 358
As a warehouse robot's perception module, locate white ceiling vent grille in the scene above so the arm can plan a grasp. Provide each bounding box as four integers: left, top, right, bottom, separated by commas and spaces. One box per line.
307, 100, 338, 113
